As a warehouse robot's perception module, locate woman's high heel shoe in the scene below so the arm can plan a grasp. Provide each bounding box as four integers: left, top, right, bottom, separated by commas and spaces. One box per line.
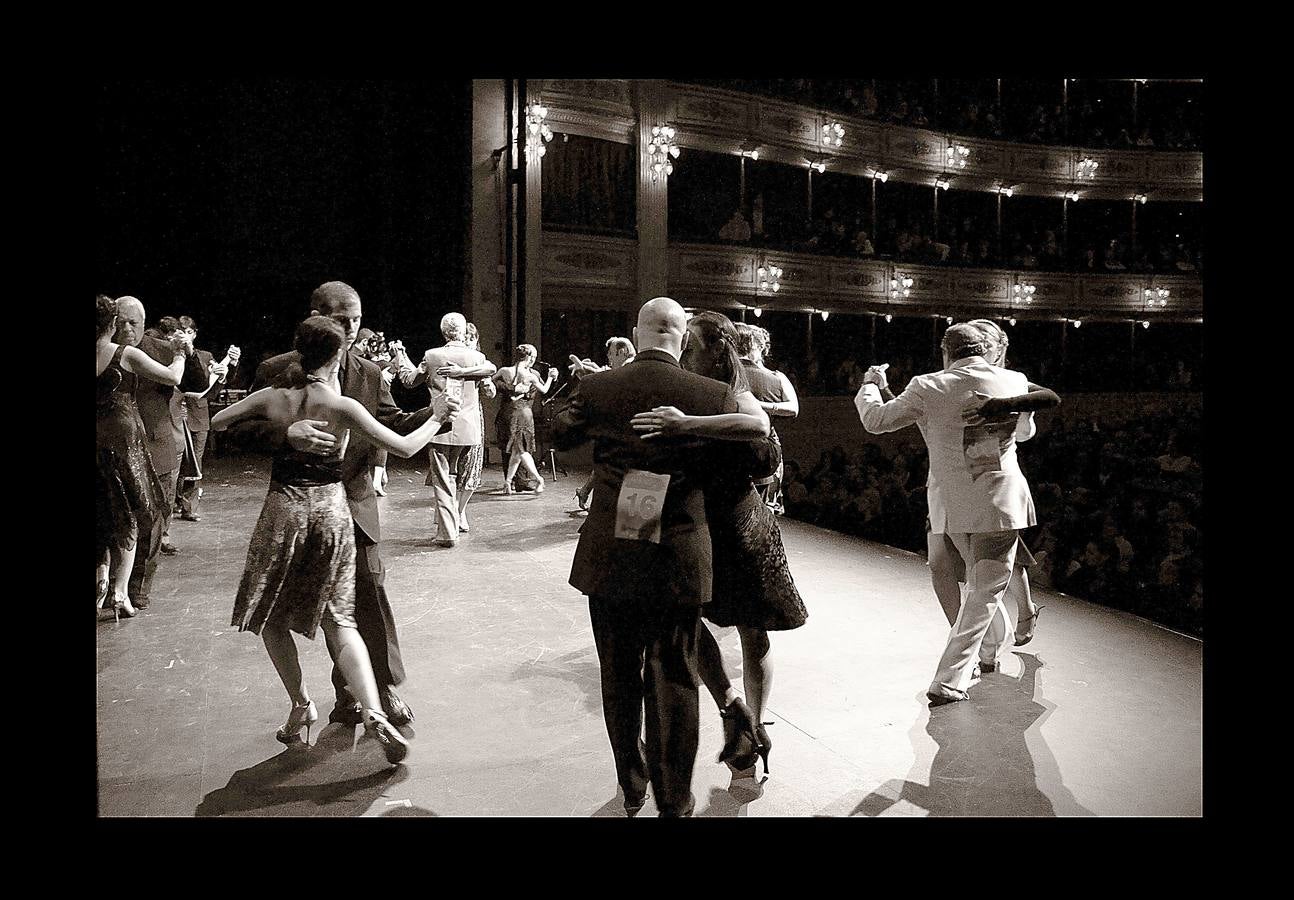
534, 476, 545, 494
717, 697, 758, 768
503, 481, 516, 495
276, 700, 318, 746
752, 722, 774, 776
363, 708, 410, 765
1015, 605, 1047, 646
100, 596, 137, 623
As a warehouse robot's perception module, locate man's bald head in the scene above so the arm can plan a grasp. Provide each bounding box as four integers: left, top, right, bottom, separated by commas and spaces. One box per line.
633, 297, 690, 359
115, 296, 146, 347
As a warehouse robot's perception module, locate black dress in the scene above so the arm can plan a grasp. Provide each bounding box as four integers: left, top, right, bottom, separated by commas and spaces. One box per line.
702, 437, 808, 631
496, 372, 538, 456
96, 345, 166, 559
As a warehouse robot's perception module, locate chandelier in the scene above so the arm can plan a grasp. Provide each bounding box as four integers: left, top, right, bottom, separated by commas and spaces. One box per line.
890, 273, 913, 300
1144, 286, 1170, 308
822, 120, 845, 148
649, 124, 680, 182
946, 143, 970, 169
1077, 157, 1099, 180
1013, 282, 1036, 305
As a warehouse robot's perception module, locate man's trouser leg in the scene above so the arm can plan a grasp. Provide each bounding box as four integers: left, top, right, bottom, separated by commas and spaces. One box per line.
332, 527, 405, 703
177, 429, 207, 516
932, 530, 1019, 693
429, 444, 462, 542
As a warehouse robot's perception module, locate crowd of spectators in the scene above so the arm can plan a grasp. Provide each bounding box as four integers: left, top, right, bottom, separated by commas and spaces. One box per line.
781, 407, 1203, 636
692, 78, 1203, 151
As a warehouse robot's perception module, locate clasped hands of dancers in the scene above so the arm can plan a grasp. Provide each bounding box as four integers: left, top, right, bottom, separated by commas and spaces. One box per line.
108, 280, 1055, 804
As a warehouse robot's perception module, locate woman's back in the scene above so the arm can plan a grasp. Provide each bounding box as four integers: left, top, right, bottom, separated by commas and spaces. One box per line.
261, 382, 351, 484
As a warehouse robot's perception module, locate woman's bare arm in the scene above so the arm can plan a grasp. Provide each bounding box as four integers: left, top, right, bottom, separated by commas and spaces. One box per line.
211, 388, 276, 431
121, 344, 184, 386
631, 390, 770, 440
333, 394, 454, 458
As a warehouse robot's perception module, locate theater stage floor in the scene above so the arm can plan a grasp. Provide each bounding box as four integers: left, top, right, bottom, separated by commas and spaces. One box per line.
96, 454, 1202, 817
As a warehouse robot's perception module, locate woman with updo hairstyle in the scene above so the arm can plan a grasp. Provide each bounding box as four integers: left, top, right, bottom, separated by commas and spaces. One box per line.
97, 294, 189, 621
631, 309, 807, 777
211, 315, 460, 765
490, 342, 557, 493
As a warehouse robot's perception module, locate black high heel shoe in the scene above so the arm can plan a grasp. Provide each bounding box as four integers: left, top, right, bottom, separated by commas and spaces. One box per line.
717, 698, 757, 768
752, 722, 774, 776
363, 708, 410, 765
276, 700, 318, 746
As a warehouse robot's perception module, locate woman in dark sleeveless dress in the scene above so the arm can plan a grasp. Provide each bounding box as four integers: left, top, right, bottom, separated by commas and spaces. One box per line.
491, 343, 556, 493
212, 316, 458, 764
735, 323, 799, 514
631, 311, 807, 776
96, 295, 187, 621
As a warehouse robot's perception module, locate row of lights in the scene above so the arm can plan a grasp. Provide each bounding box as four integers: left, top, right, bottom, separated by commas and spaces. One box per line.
649, 125, 680, 181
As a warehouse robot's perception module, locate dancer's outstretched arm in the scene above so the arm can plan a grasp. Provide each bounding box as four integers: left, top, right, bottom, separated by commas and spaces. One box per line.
330, 392, 458, 458
631, 391, 769, 441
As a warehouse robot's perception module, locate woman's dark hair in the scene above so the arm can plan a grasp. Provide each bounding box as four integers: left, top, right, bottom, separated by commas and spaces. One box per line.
97, 294, 117, 339
294, 315, 346, 373
686, 311, 749, 393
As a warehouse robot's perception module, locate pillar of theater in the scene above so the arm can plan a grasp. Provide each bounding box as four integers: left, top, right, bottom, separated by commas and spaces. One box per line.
467, 79, 507, 360
635, 80, 670, 303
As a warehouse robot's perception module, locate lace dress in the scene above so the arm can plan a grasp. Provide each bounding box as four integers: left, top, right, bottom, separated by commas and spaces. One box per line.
702, 439, 808, 631
230, 388, 357, 638
96, 344, 166, 559
496, 370, 538, 456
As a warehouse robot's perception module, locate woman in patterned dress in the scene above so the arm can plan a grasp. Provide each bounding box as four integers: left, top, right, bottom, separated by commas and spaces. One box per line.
212, 316, 458, 763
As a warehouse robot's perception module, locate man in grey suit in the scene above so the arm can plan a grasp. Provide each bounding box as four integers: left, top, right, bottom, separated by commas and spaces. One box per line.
856, 323, 1040, 706
396, 312, 496, 547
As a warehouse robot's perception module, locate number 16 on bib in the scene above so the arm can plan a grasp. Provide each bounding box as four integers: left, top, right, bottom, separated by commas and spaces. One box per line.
614, 469, 671, 544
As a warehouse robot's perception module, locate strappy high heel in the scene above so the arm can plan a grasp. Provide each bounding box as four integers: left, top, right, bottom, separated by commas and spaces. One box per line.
1015, 605, 1047, 646
276, 700, 318, 746
717, 697, 757, 768
363, 708, 410, 765
752, 722, 774, 776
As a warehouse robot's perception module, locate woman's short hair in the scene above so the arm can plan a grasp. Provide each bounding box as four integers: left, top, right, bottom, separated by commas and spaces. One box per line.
687, 311, 750, 393
294, 315, 346, 372
97, 294, 117, 339
515, 343, 537, 363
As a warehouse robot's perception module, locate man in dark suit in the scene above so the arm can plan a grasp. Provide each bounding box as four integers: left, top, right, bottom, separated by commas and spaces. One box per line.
552, 297, 740, 817
173, 316, 239, 522
114, 298, 211, 607
223, 281, 437, 728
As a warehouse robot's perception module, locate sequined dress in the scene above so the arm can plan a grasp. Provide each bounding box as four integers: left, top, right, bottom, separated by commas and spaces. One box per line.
496, 372, 538, 456
96, 344, 166, 558
231, 408, 357, 639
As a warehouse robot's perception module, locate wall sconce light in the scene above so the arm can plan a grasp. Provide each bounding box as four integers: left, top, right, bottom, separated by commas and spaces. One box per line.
740, 148, 760, 161
884, 313, 893, 323
1008, 317, 1017, 326
758, 263, 783, 293
870, 169, 889, 183
809, 159, 828, 174
946, 143, 970, 169
822, 120, 845, 148
819, 310, 830, 321
1064, 190, 1081, 202
1134, 193, 1148, 204
751, 306, 763, 317
1141, 320, 1151, 329
649, 124, 680, 182
1072, 319, 1082, 328
935, 176, 951, 191
1077, 157, 1099, 180
995, 184, 1015, 197
524, 102, 554, 158
945, 316, 954, 324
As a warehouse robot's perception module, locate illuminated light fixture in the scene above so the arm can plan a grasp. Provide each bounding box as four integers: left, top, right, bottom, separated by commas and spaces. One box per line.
884, 313, 893, 323
890, 273, 913, 300
1072, 319, 1082, 328
1134, 193, 1148, 204
1009, 317, 1017, 326
945, 316, 954, 324
870, 169, 889, 183
649, 124, 680, 182
524, 102, 554, 158
1141, 320, 1151, 329
935, 176, 951, 191
822, 119, 845, 148
1064, 190, 1081, 202
809, 159, 828, 174
1077, 157, 1099, 180
1144, 287, 1170, 307
1013, 282, 1036, 304
819, 310, 830, 321
740, 148, 760, 161
946, 143, 970, 169
752, 306, 763, 317
996, 184, 1015, 197
757, 263, 783, 293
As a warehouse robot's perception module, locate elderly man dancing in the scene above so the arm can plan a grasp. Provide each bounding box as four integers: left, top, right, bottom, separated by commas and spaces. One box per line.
855, 322, 1042, 705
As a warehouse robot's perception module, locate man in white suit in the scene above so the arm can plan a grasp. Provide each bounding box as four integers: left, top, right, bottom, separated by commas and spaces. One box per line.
855, 323, 1040, 705
396, 313, 496, 547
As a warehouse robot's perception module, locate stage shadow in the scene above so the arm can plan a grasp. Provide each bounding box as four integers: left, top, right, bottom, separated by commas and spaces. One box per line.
847, 652, 1094, 817
476, 522, 583, 553
195, 724, 407, 817
697, 771, 767, 817
508, 646, 605, 716
381, 804, 439, 816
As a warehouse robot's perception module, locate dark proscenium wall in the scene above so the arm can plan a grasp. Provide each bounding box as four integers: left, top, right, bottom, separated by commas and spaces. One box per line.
96, 80, 471, 382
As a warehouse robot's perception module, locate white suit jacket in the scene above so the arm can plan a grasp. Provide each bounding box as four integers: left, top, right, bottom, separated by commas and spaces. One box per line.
407, 341, 488, 447
855, 355, 1037, 535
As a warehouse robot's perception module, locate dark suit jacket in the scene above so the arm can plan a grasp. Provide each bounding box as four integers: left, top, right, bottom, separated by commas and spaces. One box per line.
552, 348, 738, 607
225, 348, 436, 543
134, 335, 210, 475
178, 349, 217, 432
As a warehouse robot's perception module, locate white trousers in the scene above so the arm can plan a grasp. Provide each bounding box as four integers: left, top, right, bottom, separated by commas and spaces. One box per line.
933, 529, 1020, 693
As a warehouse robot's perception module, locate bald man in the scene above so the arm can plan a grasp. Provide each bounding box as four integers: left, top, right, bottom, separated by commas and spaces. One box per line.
114, 297, 211, 607
553, 297, 741, 817
222, 281, 439, 728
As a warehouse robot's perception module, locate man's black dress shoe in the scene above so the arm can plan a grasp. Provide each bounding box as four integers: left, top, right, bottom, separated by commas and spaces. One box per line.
329, 701, 364, 726
381, 687, 414, 726
160, 542, 178, 555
